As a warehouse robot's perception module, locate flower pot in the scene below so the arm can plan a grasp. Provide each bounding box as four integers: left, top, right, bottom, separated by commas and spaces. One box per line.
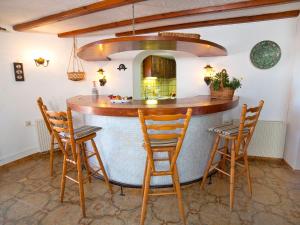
210, 85, 235, 100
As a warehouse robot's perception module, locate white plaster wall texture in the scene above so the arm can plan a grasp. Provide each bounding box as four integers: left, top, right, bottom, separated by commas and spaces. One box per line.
284, 16, 300, 170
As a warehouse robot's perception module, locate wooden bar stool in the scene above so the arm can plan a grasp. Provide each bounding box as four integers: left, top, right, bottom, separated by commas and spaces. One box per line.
37, 97, 56, 176
200, 100, 264, 210
43, 106, 112, 217
138, 108, 192, 225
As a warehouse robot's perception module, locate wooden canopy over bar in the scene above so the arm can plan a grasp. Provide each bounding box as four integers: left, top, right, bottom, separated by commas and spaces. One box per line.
67, 95, 239, 117
77, 35, 227, 61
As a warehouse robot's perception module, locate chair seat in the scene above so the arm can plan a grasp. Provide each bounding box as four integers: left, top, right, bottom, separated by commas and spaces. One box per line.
60, 125, 102, 140
208, 123, 249, 137
150, 138, 178, 147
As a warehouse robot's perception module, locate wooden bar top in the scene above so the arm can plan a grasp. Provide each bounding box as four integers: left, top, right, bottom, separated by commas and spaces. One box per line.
67, 95, 239, 117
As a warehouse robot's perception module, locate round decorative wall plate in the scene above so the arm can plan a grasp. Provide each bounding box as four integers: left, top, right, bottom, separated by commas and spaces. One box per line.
250, 40, 281, 69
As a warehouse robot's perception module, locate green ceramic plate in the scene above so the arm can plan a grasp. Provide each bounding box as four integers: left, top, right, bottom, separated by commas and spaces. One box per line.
250, 40, 281, 69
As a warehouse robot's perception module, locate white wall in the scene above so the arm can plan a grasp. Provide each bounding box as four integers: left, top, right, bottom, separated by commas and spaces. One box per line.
0, 17, 299, 165
0, 32, 132, 165
285, 17, 300, 170
176, 19, 296, 122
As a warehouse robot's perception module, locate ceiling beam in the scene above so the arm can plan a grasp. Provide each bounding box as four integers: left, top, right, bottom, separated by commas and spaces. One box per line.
115, 10, 300, 37
58, 0, 298, 37
13, 0, 145, 31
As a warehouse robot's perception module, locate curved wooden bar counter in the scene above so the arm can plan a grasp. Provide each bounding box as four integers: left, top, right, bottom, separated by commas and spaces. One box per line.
67, 95, 238, 117
67, 95, 238, 187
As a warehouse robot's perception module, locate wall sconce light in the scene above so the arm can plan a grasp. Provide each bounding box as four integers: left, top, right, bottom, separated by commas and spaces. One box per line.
203, 64, 214, 85
34, 57, 49, 67
97, 68, 107, 86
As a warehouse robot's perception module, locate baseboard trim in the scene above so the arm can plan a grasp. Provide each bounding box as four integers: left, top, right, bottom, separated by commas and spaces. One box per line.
248, 155, 283, 162
0, 148, 38, 166
0, 149, 60, 170
283, 159, 300, 171
248, 156, 300, 171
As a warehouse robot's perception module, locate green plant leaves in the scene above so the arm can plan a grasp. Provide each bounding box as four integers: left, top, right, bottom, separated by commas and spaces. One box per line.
205, 69, 242, 90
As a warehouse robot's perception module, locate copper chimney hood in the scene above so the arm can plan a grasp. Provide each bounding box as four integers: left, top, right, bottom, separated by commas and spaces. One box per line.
77, 35, 227, 61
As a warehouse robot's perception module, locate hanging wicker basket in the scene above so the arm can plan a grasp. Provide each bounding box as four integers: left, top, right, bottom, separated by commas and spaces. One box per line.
67, 37, 85, 81
67, 72, 85, 81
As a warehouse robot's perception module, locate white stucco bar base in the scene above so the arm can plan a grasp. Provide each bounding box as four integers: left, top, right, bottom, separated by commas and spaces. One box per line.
85, 113, 222, 187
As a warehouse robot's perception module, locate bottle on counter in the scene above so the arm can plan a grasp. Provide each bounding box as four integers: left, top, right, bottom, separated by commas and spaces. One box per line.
92, 81, 99, 97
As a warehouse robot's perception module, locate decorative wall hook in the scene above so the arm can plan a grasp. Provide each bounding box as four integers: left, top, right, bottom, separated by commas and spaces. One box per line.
117, 64, 127, 71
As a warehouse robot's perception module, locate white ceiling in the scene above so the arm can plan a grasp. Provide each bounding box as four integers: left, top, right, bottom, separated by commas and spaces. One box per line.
0, 0, 299, 36
70, 2, 300, 37
0, 0, 101, 25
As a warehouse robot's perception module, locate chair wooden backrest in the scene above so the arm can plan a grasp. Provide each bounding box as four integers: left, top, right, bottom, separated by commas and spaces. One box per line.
42, 106, 77, 161
138, 108, 192, 173
37, 97, 52, 134
235, 100, 264, 155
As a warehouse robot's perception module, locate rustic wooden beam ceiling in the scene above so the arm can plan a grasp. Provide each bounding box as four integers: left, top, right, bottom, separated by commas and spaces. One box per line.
115, 10, 300, 36
58, 0, 298, 37
13, 0, 146, 31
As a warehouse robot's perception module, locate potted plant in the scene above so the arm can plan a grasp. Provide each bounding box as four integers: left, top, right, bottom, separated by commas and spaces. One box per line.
204, 69, 242, 99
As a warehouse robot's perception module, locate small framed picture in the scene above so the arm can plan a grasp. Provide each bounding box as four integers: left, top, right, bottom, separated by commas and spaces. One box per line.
13, 62, 25, 81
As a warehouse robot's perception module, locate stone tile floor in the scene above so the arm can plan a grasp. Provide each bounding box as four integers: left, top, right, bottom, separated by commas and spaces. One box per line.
0, 155, 300, 225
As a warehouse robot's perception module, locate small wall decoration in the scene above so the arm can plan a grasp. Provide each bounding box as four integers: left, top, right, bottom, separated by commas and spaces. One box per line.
13, 62, 25, 81
117, 64, 127, 71
250, 40, 281, 69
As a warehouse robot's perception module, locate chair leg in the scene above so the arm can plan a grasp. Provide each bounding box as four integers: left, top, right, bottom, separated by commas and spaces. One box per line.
80, 143, 92, 183
229, 140, 236, 211
142, 158, 148, 196
173, 164, 186, 225
219, 139, 229, 178
244, 150, 252, 196
200, 135, 220, 189
60, 153, 67, 203
77, 147, 86, 217
140, 159, 151, 225
91, 139, 112, 193
49, 134, 55, 177
168, 152, 176, 192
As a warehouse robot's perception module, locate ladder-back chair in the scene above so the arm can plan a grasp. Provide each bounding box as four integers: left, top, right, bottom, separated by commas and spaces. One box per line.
200, 100, 264, 210
138, 108, 192, 225
37, 97, 56, 176
43, 106, 112, 217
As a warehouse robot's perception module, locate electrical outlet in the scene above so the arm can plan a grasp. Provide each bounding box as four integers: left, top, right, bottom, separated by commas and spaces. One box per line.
25, 121, 31, 127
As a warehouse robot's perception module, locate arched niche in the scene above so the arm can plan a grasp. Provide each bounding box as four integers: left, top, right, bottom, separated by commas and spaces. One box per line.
132, 50, 197, 99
